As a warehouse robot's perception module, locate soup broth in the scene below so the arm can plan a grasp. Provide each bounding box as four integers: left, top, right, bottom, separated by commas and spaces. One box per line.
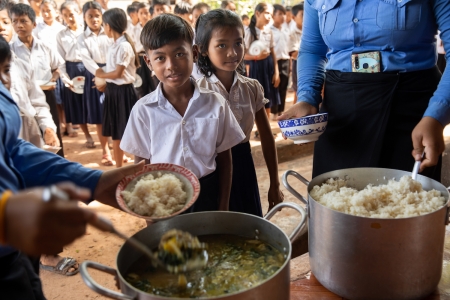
125, 234, 286, 298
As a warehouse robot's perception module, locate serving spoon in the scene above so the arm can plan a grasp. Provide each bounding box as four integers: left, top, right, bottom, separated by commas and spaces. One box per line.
411, 151, 425, 181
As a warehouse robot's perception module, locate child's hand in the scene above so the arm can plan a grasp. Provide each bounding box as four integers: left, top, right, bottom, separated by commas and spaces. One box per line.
96, 84, 106, 92
43, 128, 59, 146
272, 72, 280, 88
95, 68, 105, 78
268, 185, 284, 211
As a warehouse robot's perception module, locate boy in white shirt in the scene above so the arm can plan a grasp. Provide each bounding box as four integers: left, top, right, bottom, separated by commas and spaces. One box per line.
121, 14, 245, 212
126, 3, 139, 40
289, 3, 303, 104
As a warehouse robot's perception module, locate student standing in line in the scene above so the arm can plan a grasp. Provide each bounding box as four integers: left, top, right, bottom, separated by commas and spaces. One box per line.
150, 0, 171, 17
270, 4, 291, 119
191, 2, 209, 27
126, 2, 139, 40
196, 9, 283, 215
244, 3, 280, 119
289, 3, 303, 104
120, 14, 245, 212
57, 1, 97, 150
78, 1, 114, 166
174, 1, 193, 25
95, 8, 139, 168
10, 3, 65, 157
28, 0, 43, 23
134, 2, 155, 98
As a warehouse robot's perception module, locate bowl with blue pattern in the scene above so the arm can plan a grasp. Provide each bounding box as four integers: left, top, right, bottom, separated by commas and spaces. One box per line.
278, 113, 328, 144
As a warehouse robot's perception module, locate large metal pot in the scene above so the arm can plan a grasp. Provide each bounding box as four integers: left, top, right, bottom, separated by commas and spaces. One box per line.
80, 202, 306, 300
283, 167, 450, 300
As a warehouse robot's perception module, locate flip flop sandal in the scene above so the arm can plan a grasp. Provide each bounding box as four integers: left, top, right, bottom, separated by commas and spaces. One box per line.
101, 154, 115, 166
39, 257, 79, 276
85, 140, 96, 148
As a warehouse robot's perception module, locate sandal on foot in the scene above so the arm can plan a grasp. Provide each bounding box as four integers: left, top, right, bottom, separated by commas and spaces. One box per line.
39, 257, 79, 276
101, 154, 115, 166
84, 140, 96, 149
67, 131, 78, 137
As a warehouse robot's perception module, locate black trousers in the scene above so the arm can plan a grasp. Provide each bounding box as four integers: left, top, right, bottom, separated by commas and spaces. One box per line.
0, 252, 45, 300
313, 66, 442, 181
271, 59, 290, 114
43, 90, 64, 157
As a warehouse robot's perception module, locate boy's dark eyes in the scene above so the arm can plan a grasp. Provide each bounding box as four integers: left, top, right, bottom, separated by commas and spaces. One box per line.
175, 53, 185, 57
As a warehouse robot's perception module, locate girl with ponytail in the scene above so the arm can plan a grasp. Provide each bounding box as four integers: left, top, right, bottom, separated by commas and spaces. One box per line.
244, 3, 280, 120
95, 8, 139, 168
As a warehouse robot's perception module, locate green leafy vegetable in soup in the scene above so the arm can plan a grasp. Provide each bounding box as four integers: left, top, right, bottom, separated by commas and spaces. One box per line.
126, 234, 286, 298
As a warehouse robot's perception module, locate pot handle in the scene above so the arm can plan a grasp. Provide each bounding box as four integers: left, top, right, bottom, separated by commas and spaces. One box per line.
264, 202, 307, 242
80, 261, 134, 300
282, 170, 310, 205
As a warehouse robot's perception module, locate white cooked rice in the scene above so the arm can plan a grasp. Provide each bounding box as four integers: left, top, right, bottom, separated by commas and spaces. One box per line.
121, 172, 187, 217
310, 176, 446, 218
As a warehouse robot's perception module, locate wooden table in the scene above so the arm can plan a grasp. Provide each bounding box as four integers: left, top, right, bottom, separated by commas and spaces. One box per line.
289, 228, 450, 299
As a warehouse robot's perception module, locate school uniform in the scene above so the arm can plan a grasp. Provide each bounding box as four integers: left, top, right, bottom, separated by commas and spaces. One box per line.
78, 27, 112, 124
10, 37, 66, 157
102, 35, 138, 140
197, 72, 268, 216
133, 23, 156, 98
290, 26, 302, 93
120, 79, 245, 212
270, 24, 291, 115
10, 51, 58, 149
57, 27, 87, 125
244, 26, 280, 109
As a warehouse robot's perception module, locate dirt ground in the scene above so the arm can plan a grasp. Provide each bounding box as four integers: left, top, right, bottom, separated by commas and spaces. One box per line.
40, 94, 313, 299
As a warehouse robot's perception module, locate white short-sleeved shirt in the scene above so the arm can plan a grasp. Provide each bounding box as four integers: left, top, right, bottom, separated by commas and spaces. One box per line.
270, 25, 291, 60
33, 21, 65, 50
120, 80, 245, 178
126, 20, 137, 41
10, 52, 56, 133
244, 26, 274, 53
106, 35, 136, 85
197, 72, 268, 143
11, 37, 64, 82
290, 26, 302, 60
77, 27, 112, 75
132, 23, 144, 53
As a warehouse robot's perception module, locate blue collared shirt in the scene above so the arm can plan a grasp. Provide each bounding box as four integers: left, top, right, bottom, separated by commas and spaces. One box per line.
298, 0, 450, 126
0, 83, 102, 256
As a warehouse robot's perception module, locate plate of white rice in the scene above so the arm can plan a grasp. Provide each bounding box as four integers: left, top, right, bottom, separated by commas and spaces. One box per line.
116, 164, 201, 222
310, 175, 446, 218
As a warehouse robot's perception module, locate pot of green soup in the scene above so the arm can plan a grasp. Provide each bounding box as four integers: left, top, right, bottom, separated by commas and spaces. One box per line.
80, 202, 306, 300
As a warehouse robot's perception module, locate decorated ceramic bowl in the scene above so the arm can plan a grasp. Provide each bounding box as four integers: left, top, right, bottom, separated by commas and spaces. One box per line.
116, 163, 201, 223
72, 76, 85, 94
278, 113, 328, 144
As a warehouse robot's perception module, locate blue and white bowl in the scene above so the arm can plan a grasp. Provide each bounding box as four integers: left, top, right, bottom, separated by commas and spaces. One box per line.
278, 113, 328, 144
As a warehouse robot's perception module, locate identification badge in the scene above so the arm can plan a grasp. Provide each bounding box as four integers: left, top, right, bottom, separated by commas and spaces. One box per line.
351, 51, 381, 73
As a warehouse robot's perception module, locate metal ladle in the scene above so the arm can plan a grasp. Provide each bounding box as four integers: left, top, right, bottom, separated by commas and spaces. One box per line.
412, 152, 425, 181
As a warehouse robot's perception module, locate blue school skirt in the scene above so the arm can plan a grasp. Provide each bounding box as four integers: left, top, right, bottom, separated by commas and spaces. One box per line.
248, 55, 281, 109
84, 63, 106, 125
55, 78, 64, 105
229, 141, 262, 217
63, 61, 87, 124
102, 82, 138, 140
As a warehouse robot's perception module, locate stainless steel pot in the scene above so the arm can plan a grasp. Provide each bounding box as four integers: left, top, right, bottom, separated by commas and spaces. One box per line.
283, 167, 450, 300
80, 202, 306, 300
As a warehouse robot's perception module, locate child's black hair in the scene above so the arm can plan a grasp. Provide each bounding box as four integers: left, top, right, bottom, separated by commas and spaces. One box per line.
150, 0, 170, 15
103, 8, 140, 68
0, 0, 14, 16
192, 2, 210, 12
136, 2, 150, 12
195, 9, 244, 77
126, 3, 138, 16
41, 0, 57, 10
174, 1, 192, 15
141, 14, 194, 52
220, 0, 234, 9
286, 5, 292, 12
0, 35, 11, 65
248, 3, 267, 41
241, 14, 249, 21
82, 1, 102, 31
273, 4, 286, 15
10, 3, 36, 23
60, 1, 81, 14
292, 3, 304, 17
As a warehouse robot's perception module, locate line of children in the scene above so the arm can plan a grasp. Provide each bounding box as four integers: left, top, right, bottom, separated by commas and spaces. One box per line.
78, 1, 114, 166
10, 3, 65, 157
95, 8, 139, 168
121, 14, 245, 212
244, 3, 280, 119
195, 9, 284, 215
57, 1, 97, 150
270, 4, 291, 118
289, 3, 303, 104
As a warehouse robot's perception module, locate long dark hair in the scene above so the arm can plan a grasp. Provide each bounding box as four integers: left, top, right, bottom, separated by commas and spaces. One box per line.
249, 3, 267, 42
0, 35, 11, 65
195, 9, 244, 77
103, 8, 140, 68
82, 1, 102, 31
